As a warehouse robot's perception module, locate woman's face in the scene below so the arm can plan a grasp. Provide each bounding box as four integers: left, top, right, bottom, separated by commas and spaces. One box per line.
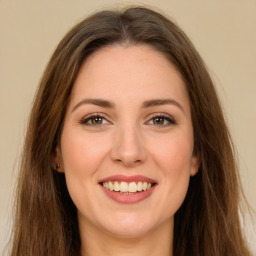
57, 44, 199, 238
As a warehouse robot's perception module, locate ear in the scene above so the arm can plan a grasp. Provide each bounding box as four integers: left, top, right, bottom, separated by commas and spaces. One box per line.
52, 146, 64, 173
190, 153, 200, 176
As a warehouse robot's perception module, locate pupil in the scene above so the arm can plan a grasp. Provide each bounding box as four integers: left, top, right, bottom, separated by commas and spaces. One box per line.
92, 117, 102, 124
154, 117, 164, 125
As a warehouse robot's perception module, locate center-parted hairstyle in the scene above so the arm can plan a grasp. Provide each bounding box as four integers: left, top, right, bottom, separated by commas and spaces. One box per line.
11, 6, 251, 256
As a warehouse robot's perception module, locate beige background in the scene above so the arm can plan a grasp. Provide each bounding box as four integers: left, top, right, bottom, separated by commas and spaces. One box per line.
0, 0, 255, 255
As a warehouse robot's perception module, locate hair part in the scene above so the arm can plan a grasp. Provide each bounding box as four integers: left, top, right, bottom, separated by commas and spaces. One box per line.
11, 6, 252, 256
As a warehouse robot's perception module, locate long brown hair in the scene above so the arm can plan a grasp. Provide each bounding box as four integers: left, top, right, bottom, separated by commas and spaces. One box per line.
11, 6, 252, 256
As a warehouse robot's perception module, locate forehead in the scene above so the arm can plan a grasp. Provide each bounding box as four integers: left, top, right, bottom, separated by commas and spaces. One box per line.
69, 44, 190, 111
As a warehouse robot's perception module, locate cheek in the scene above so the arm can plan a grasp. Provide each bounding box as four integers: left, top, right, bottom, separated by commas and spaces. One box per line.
151, 133, 193, 214
154, 133, 194, 174
60, 129, 110, 204
61, 130, 109, 175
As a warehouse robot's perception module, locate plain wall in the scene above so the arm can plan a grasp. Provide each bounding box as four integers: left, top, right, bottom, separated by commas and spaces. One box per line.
0, 0, 255, 254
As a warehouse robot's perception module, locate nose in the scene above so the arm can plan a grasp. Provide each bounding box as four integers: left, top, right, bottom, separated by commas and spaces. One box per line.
110, 124, 147, 167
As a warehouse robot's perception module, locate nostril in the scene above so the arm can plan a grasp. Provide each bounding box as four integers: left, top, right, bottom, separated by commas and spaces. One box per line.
110, 135, 146, 166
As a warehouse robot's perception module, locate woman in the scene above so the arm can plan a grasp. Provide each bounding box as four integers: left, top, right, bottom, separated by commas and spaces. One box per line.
11, 6, 252, 256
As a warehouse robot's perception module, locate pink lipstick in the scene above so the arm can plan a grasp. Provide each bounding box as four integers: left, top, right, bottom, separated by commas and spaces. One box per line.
99, 175, 157, 204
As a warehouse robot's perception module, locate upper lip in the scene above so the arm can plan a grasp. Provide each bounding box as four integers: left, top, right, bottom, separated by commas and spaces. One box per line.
99, 175, 157, 184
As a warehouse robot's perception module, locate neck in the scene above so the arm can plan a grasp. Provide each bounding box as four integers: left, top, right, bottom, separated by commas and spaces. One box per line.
79, 220, 173, 256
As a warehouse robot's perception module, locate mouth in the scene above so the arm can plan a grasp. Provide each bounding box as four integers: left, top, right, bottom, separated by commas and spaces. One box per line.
100, 181, 156, 194
98, 175, 157, 203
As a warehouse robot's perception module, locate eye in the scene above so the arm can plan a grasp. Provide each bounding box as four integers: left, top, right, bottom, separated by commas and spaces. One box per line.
80, 114, 109, 126
147, 114, 176, 127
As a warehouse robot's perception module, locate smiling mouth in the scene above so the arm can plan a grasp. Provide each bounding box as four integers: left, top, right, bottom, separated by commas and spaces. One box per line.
100, 181, 156, 194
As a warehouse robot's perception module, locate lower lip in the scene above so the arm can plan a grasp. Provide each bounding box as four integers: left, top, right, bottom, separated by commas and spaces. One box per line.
100, 185, 156, 204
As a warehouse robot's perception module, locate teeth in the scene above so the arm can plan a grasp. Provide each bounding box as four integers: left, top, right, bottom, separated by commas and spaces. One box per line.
129, 182, 137, 193
114, 181, 119, 191
142, 181, 147, 191
120, 181, 128, 192
103, 181, 109, 189
109, 181, 114, 191
137, 181, 143, 191
102, 181, 153, 193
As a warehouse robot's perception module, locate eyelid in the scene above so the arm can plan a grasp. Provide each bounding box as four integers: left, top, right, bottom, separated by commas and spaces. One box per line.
80, 113, 111, 126
79, 112, 176, 127
145, 113, 176, 126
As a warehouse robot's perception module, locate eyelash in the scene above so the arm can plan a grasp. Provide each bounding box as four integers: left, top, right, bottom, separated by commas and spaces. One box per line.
80, 113, 110, 126
79, 113, 176, 127
146, 114, 176, 126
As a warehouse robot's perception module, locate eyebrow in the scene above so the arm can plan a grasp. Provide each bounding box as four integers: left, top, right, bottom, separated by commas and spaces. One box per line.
142, 99, 184, 112
72, 98, 184, 112
72, 98, 115, 112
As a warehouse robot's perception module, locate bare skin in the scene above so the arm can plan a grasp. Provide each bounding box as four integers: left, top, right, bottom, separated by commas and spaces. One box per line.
56, 44, 199, 256
80, 217, 173, 256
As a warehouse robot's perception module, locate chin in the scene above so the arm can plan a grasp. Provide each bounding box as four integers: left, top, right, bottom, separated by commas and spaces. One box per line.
99, 212, 164, 239
105, 224, 152, 239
